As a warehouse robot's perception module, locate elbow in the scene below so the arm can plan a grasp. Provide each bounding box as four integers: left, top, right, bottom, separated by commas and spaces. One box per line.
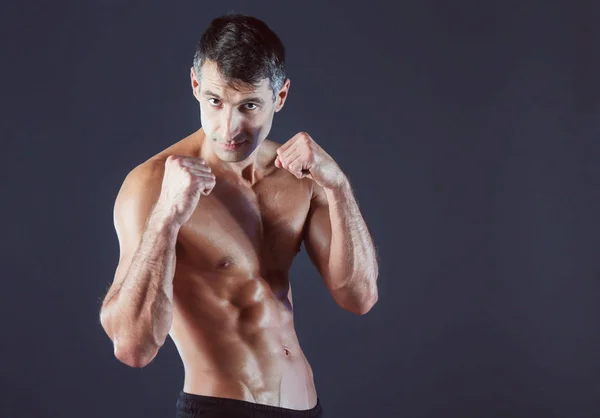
334, 277, 379, 316
113, 337, 159, 368
350, 290, 378, 316
100, 307, 163, 368
349, 266, 379, 316
358, 268, 379, 315
363, 290, 379, 315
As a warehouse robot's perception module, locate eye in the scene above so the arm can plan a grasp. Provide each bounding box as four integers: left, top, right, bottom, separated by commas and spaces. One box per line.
208, 98, 221, 106
243, 103, 259, 111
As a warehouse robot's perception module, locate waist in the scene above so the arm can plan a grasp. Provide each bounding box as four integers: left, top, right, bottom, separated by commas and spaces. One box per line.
176, 391, 323, 417
179, 344, 317, 410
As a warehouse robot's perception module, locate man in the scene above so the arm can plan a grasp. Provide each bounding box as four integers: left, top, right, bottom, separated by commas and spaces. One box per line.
100, 14, 379, 418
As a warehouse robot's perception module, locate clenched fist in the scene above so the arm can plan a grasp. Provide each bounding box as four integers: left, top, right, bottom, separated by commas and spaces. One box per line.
275, 132, 345, 190
155, 155, 216, 226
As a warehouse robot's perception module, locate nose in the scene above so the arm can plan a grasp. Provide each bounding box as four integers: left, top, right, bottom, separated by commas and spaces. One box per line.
220, 107, 242, 143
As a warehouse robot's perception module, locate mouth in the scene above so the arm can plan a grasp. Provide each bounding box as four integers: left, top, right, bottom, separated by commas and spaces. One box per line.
219, 141, 247, 151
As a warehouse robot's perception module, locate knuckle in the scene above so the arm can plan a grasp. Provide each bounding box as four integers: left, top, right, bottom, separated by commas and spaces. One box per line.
165, 155, 177, 167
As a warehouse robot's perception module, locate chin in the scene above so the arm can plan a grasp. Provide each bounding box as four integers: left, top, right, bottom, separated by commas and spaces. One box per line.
215, 149, 251, 163
214, 142, 259, 163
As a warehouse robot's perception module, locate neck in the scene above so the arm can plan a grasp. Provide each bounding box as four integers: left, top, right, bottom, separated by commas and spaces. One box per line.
198, 129, 259, 185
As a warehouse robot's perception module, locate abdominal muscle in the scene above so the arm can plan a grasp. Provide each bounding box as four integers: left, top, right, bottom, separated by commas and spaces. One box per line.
168, 266, 318, 410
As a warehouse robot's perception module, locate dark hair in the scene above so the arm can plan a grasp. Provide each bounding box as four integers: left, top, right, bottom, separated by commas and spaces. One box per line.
193, 14, 287, 100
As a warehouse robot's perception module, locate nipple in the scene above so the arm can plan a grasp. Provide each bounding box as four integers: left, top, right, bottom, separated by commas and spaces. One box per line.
217, 256, 234, 269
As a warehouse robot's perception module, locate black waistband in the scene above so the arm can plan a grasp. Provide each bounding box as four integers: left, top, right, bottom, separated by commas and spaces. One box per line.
176, 391, 323, 418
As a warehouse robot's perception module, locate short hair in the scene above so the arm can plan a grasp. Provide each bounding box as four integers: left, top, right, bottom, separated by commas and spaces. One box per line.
193, 14, 287, 100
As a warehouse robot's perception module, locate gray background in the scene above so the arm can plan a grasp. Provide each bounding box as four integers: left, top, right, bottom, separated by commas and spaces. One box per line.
1, 0, 600, 417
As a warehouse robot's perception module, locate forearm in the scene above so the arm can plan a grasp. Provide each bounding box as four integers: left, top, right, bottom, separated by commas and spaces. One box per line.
324, 178, 379, 313
101, 210, 180, 364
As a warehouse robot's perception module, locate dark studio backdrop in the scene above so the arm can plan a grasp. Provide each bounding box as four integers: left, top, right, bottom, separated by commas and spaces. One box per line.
1, 1, 599, 417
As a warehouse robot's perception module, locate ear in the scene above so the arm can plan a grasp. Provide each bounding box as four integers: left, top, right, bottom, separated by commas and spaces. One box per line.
274, 78, 291, 113
190, 67, 200, 101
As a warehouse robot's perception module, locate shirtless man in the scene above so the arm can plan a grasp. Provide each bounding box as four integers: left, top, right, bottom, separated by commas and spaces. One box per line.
99, 14, 379, 418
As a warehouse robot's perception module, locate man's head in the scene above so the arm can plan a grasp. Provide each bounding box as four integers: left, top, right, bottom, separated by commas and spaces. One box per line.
191, 14, 290, 163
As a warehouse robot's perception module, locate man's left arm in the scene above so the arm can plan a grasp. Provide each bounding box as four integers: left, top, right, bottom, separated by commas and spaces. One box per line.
275, 132, 379, 315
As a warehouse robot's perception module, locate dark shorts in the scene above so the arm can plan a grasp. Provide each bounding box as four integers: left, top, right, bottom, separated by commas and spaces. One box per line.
175, 391, 324, 418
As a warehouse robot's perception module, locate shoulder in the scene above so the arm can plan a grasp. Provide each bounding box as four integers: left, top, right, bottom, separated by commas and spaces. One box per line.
118, 159, 165, 200
118, 132, 201, 200
112, 132, 201, 239
112, 158, 165, 233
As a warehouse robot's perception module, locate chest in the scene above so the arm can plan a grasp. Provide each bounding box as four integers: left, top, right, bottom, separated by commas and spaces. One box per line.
176, 176, 312, 274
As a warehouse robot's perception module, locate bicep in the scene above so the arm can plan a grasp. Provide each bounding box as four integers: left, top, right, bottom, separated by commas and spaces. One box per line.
111, 165, 164, 288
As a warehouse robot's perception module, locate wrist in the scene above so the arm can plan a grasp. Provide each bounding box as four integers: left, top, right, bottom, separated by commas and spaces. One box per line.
149, 204, 182, 235
323, 175, 351, 201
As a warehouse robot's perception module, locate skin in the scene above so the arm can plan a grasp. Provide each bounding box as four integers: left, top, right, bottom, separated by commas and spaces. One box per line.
100, 60, 379, 410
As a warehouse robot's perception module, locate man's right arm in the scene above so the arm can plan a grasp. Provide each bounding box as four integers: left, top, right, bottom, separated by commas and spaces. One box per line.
99, 161, 180, 368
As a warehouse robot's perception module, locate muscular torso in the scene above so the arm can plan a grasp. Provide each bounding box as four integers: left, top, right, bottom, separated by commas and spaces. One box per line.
151, 133, 318, 410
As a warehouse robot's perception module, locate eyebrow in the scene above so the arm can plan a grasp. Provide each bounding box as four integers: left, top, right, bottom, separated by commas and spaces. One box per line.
202, 90, 265, 105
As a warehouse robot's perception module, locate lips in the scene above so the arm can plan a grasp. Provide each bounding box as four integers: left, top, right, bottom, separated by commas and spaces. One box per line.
220, 141, 246, 151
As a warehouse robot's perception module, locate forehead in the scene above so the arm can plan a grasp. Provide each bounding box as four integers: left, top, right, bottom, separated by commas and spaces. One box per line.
199, 60, 271, 99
